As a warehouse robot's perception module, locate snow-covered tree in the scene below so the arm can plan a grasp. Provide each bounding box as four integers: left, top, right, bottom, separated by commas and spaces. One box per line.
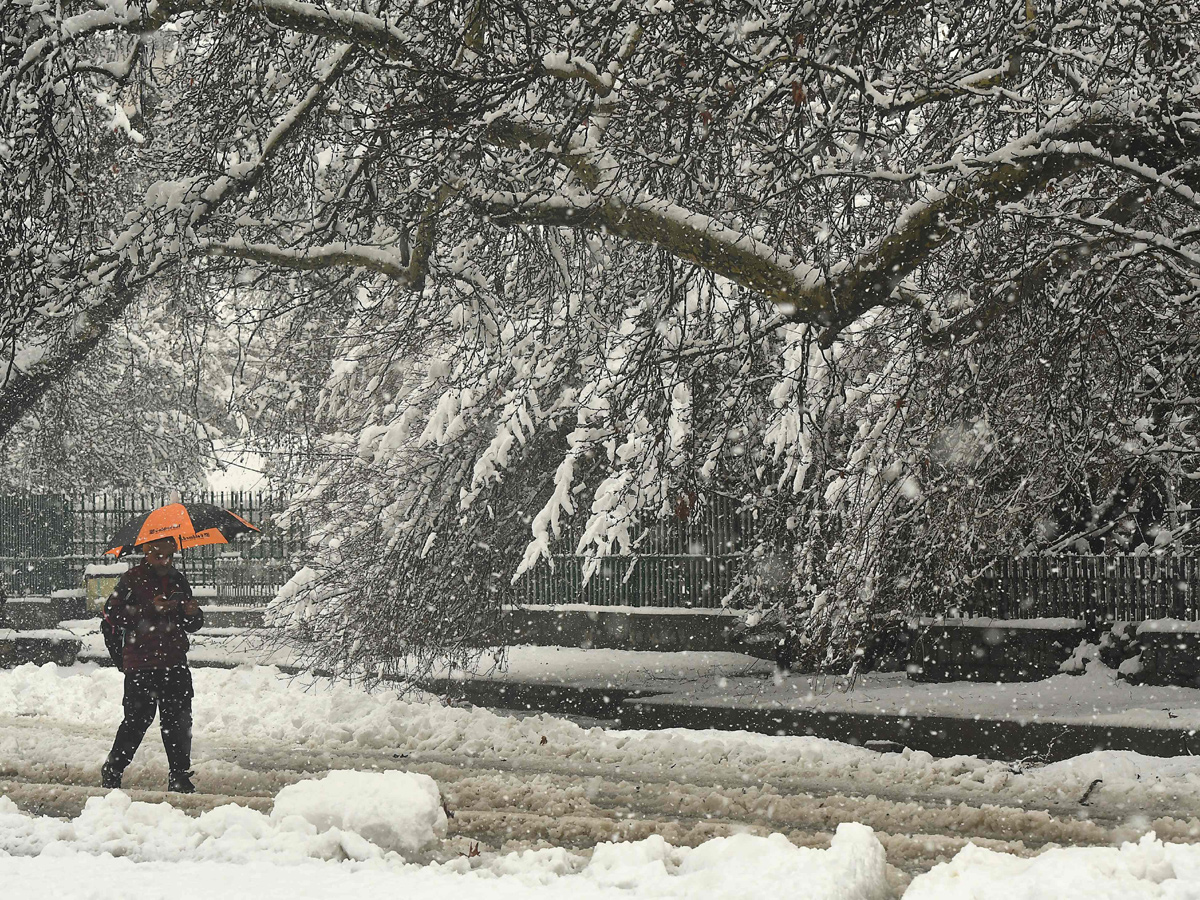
4, 1, 1199, 675
0, 291, 223, 494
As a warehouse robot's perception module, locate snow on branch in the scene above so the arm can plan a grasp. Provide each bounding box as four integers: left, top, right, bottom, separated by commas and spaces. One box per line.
820, 56, 1022, 114
470, 186, 832, 319
16, 0, 408, 75
830, 116, 1200, 331
73, 43, 143, 85
538, 52, 614, 97
198, 178, 452, 287
198, 239, 417, 285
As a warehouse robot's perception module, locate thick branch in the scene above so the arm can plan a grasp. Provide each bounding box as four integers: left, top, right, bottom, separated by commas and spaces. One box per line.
479, 114, 1199, 335
825, 119, 1200, 332
16, 0, 571, 87
198, 241, 417, 282
196, 182, 451, 288
829, 151, 1089, 331
472, 191, 832, 319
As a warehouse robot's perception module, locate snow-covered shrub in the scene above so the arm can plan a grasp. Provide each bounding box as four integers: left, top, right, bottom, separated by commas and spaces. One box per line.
1058, 640, 1100, 675
1097, 624, 1145, 683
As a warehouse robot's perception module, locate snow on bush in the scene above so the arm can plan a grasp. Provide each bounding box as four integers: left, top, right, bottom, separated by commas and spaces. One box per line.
272, 770, 447, 857
1058, 640, 1099, 675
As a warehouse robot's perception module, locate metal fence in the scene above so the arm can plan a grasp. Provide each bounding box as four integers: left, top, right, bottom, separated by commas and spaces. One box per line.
0, 492, 299, 602
513, 493, 754, 608
10, 492, 1197, 620
3, 489, 752, 609
963, 555, 1200, 622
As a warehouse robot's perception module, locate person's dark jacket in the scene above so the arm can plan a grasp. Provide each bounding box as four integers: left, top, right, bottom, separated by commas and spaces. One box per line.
102, 562, 203, 670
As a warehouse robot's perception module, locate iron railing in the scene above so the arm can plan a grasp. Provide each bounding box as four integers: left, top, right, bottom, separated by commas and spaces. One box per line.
0, 491, 300, 602
514, 493, 754, 608
956, 555, 1200, 622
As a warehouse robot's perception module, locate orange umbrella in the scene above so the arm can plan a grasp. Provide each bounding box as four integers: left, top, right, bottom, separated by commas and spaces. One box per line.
105, 502, 260, 557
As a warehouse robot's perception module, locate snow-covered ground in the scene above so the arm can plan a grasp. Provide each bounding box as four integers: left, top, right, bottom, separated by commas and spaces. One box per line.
57, 618, 1200, 732
3, 662, 1200, 898
432, 643, 1200, 732
662, 664, 1200, 731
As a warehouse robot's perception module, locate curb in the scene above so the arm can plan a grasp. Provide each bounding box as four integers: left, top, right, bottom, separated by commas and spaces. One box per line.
618, 700, 1200, 763
422, 676, 658, 720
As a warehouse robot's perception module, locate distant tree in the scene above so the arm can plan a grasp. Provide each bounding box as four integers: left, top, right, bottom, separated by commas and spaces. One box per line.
0, 284, 236, 494
3, 1, 1198, 675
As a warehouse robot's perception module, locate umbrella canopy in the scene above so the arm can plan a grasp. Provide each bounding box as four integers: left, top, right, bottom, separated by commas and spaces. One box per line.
105, 502, 260, 557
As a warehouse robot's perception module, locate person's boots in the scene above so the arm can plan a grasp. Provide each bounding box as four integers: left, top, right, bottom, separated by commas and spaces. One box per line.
167, 770, 196, 794
100, 761, 122, 790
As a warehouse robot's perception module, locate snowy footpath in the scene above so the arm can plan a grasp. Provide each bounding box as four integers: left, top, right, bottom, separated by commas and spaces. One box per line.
71, 624, 1200, 734
3, 662, 1200, 898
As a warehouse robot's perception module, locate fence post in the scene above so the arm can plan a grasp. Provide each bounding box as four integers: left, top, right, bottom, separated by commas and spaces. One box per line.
1143, 555, 1152, 619
1118, 556, 1127, 621
1171, 557, 1183, 620
1191, 557, 1199, 621
999, 559, 1007, 618
1013, 558, 1022, 617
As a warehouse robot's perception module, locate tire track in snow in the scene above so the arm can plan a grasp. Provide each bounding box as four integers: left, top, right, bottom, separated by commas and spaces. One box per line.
5, 738, 1200, 878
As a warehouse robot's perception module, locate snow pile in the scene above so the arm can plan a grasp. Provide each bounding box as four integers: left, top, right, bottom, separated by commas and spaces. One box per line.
1021, 749, 1200, 814
485, 826, 889, 898
272, 770, 446, 856
670, 825, 888, 900
10, 799, 1200, 899
0, 799, 894, 900
906, 832, 1200, 899
521, 824, 890, 898
0, 772, 445, 865
0, 791, 387, 864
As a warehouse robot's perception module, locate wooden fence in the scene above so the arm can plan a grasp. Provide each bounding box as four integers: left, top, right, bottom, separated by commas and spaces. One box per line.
965, 555, 1200, 622
0, 492, 299, 602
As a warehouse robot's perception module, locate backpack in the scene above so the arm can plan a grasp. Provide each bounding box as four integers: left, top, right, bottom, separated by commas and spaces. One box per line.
99, 567, 151, 671
100, 615, 125, 671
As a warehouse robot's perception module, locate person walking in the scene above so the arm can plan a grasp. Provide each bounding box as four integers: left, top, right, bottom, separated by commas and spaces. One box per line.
100, 536, 204, 793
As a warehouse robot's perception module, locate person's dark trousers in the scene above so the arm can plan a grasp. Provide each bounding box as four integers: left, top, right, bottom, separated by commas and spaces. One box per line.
106, 666, 194, 777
